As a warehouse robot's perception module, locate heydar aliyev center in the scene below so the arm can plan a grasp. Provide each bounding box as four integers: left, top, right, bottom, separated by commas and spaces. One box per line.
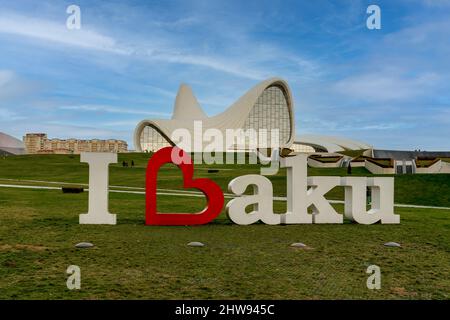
134, 77, 371, 153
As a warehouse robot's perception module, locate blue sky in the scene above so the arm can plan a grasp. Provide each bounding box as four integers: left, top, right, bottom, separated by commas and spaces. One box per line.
0, 0, 449, 150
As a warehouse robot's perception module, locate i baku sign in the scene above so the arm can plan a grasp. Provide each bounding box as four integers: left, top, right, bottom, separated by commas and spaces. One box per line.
79, 147, 399, 226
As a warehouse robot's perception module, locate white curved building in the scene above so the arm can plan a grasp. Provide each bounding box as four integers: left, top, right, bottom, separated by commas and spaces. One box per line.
134, 77, 371, 154
0, 132, 25, 155
134, 77, 295, 152
293, 134, 373, 153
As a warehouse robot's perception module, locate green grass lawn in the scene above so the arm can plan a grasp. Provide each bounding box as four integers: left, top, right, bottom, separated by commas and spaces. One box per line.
338, 149, 368, 158
309, 156, 342, 163
415, 159, 439, 168
1, 153, 449, 207
0, 154, 449, 299
366, 158, 393, 168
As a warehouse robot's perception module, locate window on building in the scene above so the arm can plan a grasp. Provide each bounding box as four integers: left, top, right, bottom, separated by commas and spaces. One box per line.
140, 125, 172, 152
291, 143, 316, 153
242, 85, 291, 148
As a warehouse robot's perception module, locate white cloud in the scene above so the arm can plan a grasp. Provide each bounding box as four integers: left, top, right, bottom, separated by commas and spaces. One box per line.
59, 104, 171, 117
151, 16, 200, 29
0, 69, 39, 100
422, 0, 450, 7
0, 108, 25, 121
101, 120, 144, 127
38, 123, 129, 140
0, 11, 319, 81
147, 85, 176, 98
383, 19, 450, 53
298, 115, 411, 133
333, 72, 441, 101
0, 70, 15, 87
0, 12, 128, 54
0, 12, 262, 79
152, 52, 265, 80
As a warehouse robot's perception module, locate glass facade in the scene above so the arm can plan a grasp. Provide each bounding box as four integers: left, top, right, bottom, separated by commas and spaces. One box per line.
242, 85, 291, 148
291, 143, 316, 153
140, 125, 172, 152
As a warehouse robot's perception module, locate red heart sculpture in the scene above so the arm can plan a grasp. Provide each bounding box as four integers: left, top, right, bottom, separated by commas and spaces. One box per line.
145, 146, 224, 225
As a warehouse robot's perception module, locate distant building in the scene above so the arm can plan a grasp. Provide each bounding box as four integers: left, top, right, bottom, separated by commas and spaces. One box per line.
23, 133, 128, 154
23, 133, 47, 154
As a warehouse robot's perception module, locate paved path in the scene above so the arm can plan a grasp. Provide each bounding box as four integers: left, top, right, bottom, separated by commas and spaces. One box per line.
0, 178, 233, 196
1, 181, 450, 211
0, 183, 235, 199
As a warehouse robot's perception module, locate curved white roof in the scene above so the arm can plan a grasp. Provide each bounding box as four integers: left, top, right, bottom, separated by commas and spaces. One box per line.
0, 132, 23, 148
294, 134, 372, 153
172, 84, 207, 120
0, 132, 25, 155
134, 77, 295, 151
